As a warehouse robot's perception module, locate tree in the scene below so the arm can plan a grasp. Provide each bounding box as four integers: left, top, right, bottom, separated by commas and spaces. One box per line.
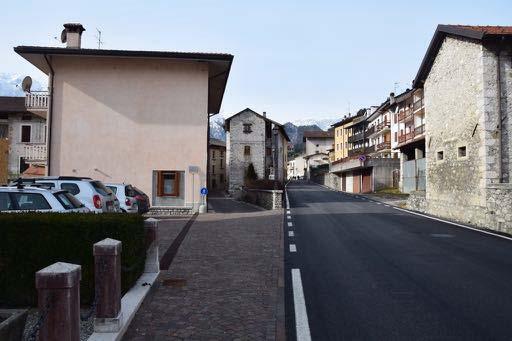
245, 163, 258, 182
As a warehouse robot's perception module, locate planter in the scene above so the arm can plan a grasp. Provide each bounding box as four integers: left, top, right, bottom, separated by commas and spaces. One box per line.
0, 309, 28, 341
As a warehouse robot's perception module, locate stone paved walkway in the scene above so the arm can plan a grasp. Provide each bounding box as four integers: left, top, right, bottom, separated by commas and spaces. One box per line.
124, 202, 284, 340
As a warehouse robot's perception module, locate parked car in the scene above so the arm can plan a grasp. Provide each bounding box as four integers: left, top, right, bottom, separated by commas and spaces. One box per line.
0, 186, 90, 213
30, 177, 120, 213
105, 183, 139, 213
133, 186, 150, 213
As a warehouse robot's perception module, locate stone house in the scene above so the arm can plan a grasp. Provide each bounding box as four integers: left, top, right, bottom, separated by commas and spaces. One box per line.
0, 96, 47, 180
225, 108, 289, 192
302, 130, 334, 179
208, 138, 226, 191
15, 23, 233, 212
410, 25, 512, 232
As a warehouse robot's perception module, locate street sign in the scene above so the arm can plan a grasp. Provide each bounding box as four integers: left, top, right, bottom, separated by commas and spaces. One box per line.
200, 187, 208, 196
359, 155, 367, 162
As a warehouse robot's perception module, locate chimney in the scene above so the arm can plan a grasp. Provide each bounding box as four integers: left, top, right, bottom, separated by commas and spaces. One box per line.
262, 111, 267, 118
63, 23, 86, 48
389, 92, 395, 105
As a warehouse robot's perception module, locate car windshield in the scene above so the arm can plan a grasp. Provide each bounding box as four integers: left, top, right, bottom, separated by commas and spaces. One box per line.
107, 186, 118, 194
54, 191, 84, 209
91, 181, 112, 196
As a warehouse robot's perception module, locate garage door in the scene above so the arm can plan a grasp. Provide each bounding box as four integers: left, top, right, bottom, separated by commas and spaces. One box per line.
362, 168, 372, 193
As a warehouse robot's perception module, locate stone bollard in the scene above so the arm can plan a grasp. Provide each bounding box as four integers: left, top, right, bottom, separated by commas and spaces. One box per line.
35, 262, 81, 341
93, 238, 123, 332
144, 218, 160, 273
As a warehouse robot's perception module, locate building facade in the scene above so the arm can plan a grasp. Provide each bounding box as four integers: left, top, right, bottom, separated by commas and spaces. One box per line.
287, 155, 306, 180
209, 138, 226, 191
332, 115, 353, 161
410, 25, 512, 232
225, 108, 289, 192
15, 23, 233, 211
303, 130, 334, 179
0, 96, 47, 181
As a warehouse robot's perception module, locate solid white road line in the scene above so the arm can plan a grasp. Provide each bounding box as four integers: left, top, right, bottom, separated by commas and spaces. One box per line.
289, 231, 295, 237
290, 244, 297, 252
393, 206, 512, 242
292, 269, 312, 341
288, 222, 293, 227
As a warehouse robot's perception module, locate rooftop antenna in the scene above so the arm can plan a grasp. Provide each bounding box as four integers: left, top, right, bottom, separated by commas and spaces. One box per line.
347, 101, 351, 116
95, 28, 104, 49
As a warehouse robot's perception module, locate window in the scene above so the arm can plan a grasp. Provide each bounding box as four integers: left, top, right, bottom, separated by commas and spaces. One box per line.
220, 160, 224, 169
316, 144, 319, 147
220, 150, 224, 158
0, 124, 7, 138
21, 125, 31, 143
458, 146, 467, 158
12, 193, 51, 211
91, 181, 112, 196
157, 171, 180, 196
212, 150, 216, 159
0, 192, 13, 210
244, 146, 251, 155
125, 185, 136, 197
394, 132, 397, 142
107, 186, 118, 194
437, 151, 444, 161
37, 182, 56, 189
243, 123, 253, 133
61, 183, 80, 195
54, 192, 83, 209
212, 165, 215, 174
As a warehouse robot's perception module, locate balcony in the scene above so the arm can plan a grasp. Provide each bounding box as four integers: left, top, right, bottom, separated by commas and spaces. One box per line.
414, 124, 425, 136
365, 125, 375, 136
23, 143, 47, 163
375, 120, 391, 133
397, 109, 413, 123
348, 131, 365, 143
348, 145, 375, 157
25, 91, 49, 111
376, 141, 391, 151
397, 124, 425, 146
413, 98, 424, 112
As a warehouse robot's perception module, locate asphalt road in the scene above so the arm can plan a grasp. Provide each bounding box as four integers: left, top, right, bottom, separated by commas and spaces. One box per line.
284, 180, 512, 341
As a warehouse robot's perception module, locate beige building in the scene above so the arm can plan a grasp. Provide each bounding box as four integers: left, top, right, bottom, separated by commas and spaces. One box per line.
409, 25, 512, 232
209, 138, 226, 191
15, 23, 233, 211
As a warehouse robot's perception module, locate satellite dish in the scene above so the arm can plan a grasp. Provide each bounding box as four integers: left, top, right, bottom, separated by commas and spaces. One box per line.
61, 29, 67, 43
21, 76, 32, 93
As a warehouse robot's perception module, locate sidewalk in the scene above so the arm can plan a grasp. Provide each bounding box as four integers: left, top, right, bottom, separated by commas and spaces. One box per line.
124, 202, 284, 340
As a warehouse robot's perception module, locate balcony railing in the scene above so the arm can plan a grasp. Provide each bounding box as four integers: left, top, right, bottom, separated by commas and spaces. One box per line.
23, 143, 47, 162
347, 131, 365, 143
376, 141, 391, 151
348, 145, 375, 157
397, 108, 413, 122
375, 120, 391, 132
414, 124, 425, 136
25, 91, 49, 110
366, 125, 375, 136
413, 98, 424, 112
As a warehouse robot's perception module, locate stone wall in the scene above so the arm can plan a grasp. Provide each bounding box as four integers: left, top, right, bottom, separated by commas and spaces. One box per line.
406, 190, 427, 212
227, 111, 266, 192
421, 36, 512, 233
239, 188, 283, 210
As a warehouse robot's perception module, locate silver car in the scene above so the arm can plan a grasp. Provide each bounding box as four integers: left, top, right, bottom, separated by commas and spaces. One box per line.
32, 177, 120, 213
105, 183, 139, 213
0, 186, 90, 213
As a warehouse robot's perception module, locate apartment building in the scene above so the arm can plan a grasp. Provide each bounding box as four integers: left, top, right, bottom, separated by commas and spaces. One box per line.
303, 130, 334, 179
208, 138, 226, 191
332, 115, 354, 161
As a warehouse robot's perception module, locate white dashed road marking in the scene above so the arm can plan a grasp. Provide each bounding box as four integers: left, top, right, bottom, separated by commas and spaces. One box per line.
290, 244, 297, 252
288, 222, 293, 227
289, 231, 295, 237
292, 269, 312, 341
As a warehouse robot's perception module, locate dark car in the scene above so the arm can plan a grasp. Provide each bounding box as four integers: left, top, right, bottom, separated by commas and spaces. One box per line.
133, 186, 150, 213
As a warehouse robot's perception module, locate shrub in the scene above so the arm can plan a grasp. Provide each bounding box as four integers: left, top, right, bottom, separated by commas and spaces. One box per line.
0, 213, 146, 307
244, 179, 284, 190
245, 163, 258, 182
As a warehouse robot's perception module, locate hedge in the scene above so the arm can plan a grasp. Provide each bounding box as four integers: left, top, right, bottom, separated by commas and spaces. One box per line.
0, 213, 146, 307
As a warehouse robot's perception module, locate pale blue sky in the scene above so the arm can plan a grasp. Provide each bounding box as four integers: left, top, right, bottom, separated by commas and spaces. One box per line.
1, 0, 510, 122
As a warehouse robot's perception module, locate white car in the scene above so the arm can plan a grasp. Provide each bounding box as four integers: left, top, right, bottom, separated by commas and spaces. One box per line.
0, 186, 90, 213
105, 183, 139, 213
31, 177, 120, 213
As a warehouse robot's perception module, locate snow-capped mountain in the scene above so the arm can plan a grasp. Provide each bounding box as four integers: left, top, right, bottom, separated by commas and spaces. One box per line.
210, 116, 226, 141
290, 117, 338, 131
0, 73, 45, 96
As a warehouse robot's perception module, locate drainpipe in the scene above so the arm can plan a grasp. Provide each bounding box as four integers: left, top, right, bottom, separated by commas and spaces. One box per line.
206, 114, 211, 212
44, 55, 54, 176
495, 44, 503, 183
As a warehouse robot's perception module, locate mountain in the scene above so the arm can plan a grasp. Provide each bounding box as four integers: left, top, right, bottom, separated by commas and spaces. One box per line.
290, 118, 338, 131
284, 122, 324, 154
0, 73, 44, 96
210, 116, 226, 141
